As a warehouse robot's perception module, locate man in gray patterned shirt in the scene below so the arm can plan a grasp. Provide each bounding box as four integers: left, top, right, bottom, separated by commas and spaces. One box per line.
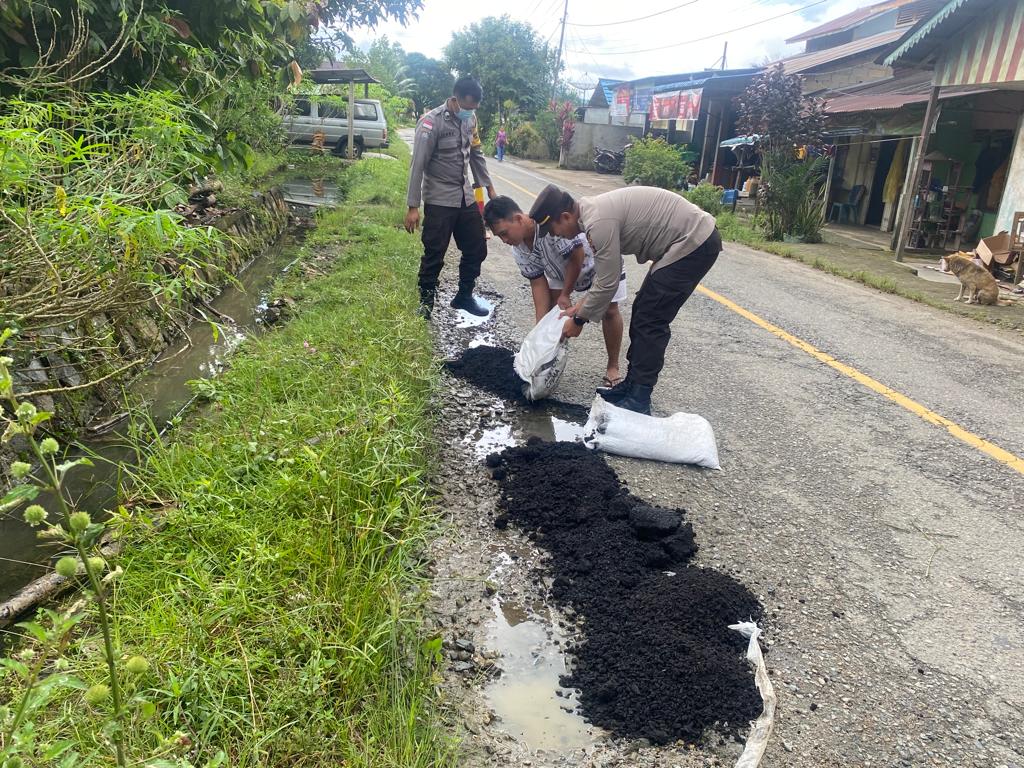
484, 195, 626, 386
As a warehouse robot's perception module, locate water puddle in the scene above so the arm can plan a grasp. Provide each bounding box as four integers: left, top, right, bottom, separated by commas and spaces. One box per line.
518, 411, 585, 443
455, 298, 495, 328
465, 424, 516, 460
468, 331, 497, 349
280, 177, 339, 207
484, 592, 598, 751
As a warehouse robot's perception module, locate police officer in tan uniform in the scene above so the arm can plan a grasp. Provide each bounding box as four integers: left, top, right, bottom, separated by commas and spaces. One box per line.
405, 76, 496, 318
529, 183, 721, 415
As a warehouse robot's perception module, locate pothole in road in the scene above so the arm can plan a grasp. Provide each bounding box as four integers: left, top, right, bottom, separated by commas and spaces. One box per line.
463, 412, 586, 460
468, 331, 497, 348
465, 423, 516, 459
482, 545, 601, 753
484, 595, 601, 752
455, 297, 496, 328
487, 440, 764, 747
518, 411, 585, 443
438, 287, 764, 758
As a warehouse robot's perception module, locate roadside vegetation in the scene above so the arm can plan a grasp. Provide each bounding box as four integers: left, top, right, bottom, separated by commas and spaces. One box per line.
1, 150, 455, 767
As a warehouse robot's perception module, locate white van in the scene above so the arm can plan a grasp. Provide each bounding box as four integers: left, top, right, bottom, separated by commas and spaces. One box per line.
282, 97, 389, 158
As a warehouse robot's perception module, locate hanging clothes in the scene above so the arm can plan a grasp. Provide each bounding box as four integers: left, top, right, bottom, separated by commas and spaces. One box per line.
883, 138, 908, 205
973, 138, 1011, 193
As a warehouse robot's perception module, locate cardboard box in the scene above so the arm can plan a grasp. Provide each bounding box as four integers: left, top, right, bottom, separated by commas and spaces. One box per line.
977, 231, 1012, 266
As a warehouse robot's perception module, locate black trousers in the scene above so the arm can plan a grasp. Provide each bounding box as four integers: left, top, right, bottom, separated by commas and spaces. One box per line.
419, 202, 488, 295
626, 228, 722, 388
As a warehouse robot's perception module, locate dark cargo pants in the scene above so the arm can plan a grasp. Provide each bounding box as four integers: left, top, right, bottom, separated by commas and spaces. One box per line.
419, 202, 488, 298
626, 228, 722, 388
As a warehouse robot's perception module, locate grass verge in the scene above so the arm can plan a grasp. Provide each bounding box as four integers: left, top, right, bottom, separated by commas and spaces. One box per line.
717, 212, 939, 308
6, 151, 453, 766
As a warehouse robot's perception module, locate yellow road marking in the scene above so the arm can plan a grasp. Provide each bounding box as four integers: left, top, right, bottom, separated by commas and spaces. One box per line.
696, 284, 1024, 475
491, 172, 536, 200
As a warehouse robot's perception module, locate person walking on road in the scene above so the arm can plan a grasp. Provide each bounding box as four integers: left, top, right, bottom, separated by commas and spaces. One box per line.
496, 126, 507, 162
405, 75, 496, 318
529, 183, 721, 415
483, 195, 625, 386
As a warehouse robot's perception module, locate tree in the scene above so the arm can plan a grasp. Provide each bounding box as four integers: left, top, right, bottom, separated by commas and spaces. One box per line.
404, 52, 453, 115
444, 16, 557, 133
734, 62, 825, 154
0, 0, 423, 96
734, 63, 829, 242
348, 36, 415, 96
293, 31, 343, 72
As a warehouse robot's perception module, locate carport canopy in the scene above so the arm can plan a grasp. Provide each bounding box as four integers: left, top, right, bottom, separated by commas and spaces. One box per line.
308, 67, 380, 159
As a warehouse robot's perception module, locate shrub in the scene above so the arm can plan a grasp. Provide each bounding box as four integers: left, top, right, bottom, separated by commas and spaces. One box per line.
758, 151, 828, 242
533, 110, 560, 159
508, 122, 550, 161
211, 77, 286, 154
682, 182, 724, 216
623, 138, 691, 189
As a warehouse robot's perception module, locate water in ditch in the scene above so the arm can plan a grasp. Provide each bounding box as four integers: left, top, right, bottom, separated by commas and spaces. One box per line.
0, 235, 299, 604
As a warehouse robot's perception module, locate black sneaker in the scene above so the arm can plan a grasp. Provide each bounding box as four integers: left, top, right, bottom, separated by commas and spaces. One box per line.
450, 290, 488, 316
614, 384, 652, 415
597, 377, 631, 404
418, 290, 435, 320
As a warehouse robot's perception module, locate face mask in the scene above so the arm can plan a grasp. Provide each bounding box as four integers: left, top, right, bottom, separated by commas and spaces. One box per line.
457, 108, 475, 121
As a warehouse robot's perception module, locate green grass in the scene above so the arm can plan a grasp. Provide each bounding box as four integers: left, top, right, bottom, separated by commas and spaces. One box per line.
7, 154, 454, 766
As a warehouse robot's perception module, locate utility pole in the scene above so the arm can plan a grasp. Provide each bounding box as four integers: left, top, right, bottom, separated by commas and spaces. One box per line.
721, 41, 728, 70
552, 0, 569, 101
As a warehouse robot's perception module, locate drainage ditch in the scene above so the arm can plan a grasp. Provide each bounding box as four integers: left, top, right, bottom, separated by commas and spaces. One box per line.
1, 218, 308, 607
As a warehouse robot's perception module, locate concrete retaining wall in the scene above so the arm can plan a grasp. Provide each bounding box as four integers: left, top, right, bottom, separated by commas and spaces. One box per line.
565, 123, 644, 171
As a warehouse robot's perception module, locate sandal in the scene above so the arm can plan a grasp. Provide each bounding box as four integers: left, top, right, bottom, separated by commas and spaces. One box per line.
602, 375, 624, 387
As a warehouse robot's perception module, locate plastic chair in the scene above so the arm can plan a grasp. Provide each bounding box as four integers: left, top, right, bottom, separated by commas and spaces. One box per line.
721, 189, 739, 213
830, 185, 866, 224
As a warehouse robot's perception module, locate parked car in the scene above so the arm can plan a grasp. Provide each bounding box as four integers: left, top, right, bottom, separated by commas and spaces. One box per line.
282, 97, 388, 158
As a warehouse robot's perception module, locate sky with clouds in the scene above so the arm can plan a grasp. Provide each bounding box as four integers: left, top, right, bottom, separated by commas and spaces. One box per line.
346, 0, 869, 96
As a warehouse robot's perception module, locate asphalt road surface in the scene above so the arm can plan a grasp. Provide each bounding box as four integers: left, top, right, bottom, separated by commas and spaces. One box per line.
407, 130, 1024, 766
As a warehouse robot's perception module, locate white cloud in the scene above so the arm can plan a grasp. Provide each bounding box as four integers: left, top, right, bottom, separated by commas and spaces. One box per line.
344, 0, 872, 93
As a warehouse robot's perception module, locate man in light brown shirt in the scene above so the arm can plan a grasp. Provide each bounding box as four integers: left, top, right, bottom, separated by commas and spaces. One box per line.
529, 184, 721, 414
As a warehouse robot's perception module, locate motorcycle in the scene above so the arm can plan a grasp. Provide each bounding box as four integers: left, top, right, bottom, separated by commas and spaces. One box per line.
594, 145, 627, 174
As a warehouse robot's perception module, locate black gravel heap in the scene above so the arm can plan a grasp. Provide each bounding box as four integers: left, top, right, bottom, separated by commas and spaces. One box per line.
444, 345, 590, 419
443, 345, 528, 403
487, 439, 764, 745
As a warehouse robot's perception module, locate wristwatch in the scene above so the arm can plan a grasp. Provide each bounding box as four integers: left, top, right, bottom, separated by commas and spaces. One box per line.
572, 315, 587, 327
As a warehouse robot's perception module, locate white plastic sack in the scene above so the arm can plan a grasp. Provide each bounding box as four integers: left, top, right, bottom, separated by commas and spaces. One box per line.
583, 395, 721, 468
730, 621, 776, 768
513, 306, 570, 401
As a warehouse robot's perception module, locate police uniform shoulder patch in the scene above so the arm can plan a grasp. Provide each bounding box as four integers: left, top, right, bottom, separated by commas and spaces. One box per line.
421, 119, 433, 131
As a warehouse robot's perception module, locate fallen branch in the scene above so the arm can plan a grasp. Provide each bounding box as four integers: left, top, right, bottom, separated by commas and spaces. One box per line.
0, 535, 122, 629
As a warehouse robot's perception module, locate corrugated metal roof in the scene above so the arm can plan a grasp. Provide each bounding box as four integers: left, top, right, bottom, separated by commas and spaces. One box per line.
652, 71, 758, 94
588, 78, 622, 108
824, 69, 991, 112
786, 0, 919, 43
882, 0, 976, 66
780, 29, 907, 73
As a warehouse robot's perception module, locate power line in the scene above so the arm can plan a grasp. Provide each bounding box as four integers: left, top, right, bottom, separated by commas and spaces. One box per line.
570, 0, 775, 48
524, 0, 548, 18
567, 0, 702, 27
568, 0, 829, 56
568, 25, 604, 76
